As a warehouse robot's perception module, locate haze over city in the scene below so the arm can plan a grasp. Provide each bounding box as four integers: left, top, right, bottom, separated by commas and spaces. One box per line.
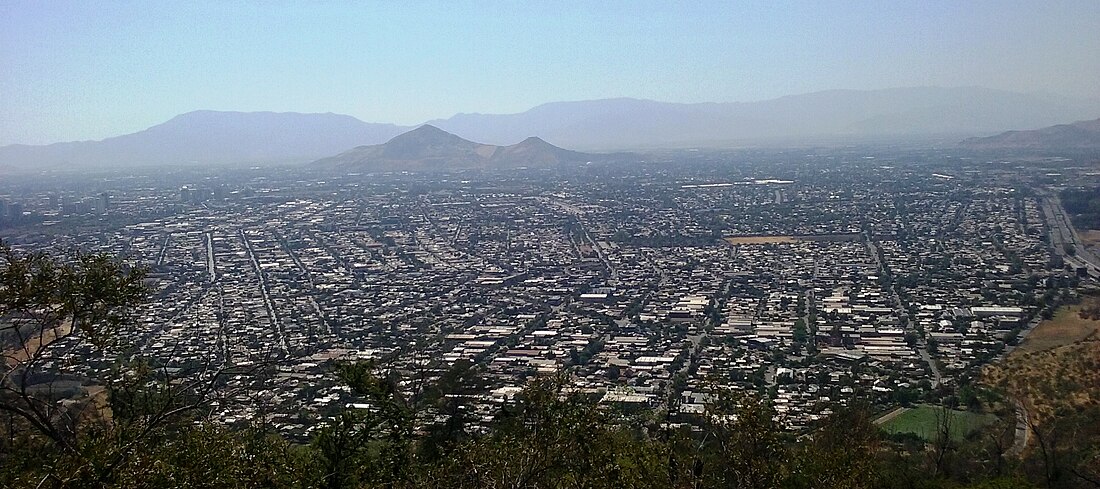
2, 0, 1099, 146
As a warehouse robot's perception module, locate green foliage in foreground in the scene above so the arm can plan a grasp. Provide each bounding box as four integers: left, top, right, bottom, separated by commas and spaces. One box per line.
0, 372, 1051, 489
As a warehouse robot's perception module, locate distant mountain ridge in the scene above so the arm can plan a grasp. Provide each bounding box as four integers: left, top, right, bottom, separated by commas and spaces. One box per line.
3, 87, 1099, 171
312, 125, 595, 170
429, 87, 1100, 149
959, 118, 1100, 150
0, 111, 406, 170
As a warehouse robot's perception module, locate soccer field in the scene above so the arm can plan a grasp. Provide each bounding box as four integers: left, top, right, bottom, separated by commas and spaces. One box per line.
881, 405, 997, 442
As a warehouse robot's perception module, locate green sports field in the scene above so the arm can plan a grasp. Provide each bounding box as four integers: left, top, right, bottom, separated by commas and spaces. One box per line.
880, 405, 997, 442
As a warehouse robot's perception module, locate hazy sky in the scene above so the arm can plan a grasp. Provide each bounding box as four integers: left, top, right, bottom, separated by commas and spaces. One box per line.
2, 0, 1098, 146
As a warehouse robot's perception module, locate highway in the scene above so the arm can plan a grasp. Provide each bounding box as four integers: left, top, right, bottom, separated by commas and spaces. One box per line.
1040, 192, 1100, 279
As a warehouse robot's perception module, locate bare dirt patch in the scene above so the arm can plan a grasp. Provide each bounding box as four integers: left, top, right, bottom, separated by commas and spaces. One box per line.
1080, 229, 1100, 248
4, 320, 72, 368
724, 236, 797, 245
1016, 302, 1100, 354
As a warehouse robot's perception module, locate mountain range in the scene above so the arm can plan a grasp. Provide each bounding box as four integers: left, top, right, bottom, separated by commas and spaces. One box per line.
960, 118, 1100, 150
0, 111, 405, 170
2, 87, 1099, 171
428, 87, 1100, 149
312, 125, 595, 170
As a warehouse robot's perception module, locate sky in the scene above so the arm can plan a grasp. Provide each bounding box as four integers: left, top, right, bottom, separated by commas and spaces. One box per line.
2, 0, 1099, 146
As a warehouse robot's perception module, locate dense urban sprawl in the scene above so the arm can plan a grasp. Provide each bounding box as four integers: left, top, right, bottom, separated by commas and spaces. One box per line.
1, 149, 1092, 440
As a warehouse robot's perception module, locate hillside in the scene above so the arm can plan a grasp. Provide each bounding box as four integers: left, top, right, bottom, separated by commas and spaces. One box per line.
960, 118, 1100, 150
312, 125, 597, 170
983, 297, 1100, 426
982, 296, 1100, 482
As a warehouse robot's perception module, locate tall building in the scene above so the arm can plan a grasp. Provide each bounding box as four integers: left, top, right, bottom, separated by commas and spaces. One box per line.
97, 192, 111, 214
8, 202, 23, 222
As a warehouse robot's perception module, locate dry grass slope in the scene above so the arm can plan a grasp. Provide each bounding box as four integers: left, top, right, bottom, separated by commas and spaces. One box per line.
983, 297, 1100, 427
1014, 302, 1100, 354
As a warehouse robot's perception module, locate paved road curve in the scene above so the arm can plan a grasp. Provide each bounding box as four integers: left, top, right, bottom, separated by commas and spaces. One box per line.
1005, 399, 1030, 458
